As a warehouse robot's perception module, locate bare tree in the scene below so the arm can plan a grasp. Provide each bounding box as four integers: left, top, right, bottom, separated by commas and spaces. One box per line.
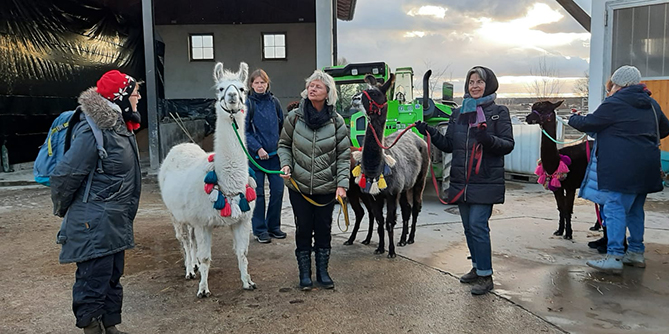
336, 57, 349, 66
574, 70, 589, 97
417, 59, 451, 99
525, 56, 563, 99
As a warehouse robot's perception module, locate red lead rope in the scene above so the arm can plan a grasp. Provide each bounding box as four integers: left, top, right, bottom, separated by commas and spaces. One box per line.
426, 131, 483, 205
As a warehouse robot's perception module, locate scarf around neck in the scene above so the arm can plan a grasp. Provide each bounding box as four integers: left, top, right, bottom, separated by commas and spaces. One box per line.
303, 99, 331, 130
460, 93, 496, 127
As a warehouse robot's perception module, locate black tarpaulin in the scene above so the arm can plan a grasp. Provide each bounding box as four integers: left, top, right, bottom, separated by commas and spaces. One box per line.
0, 0, 146, 164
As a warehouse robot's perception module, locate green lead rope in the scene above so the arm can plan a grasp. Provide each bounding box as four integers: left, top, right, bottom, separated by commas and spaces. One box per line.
232, 119, 285, 175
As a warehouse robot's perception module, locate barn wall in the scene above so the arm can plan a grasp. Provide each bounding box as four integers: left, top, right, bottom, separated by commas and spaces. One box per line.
643, 79, 669, 152
155, 23, 316, 108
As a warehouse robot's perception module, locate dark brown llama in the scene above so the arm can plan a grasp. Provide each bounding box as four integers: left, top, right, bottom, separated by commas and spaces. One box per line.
355, 74, 430, 258
344, 147, 376, 245
525, 100, 591, 240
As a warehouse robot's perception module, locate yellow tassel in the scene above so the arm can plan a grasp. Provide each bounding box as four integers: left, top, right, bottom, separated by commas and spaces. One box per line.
378, 174, 387, 189
352, 165, 362, 177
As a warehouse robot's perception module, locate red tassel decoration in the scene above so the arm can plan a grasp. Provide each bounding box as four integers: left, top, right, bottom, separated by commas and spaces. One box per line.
245, 185, 257, 202
204, 183, 214, 194
220, 199, 232, 217
208, 154, 215, 162
358, 174, 367, 188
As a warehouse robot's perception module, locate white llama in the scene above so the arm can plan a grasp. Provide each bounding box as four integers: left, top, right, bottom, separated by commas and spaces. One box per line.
159, 62, 256, 297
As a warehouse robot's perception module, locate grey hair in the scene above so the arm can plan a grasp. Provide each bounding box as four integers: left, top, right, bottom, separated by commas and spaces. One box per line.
300, 70, 338, 106
466, 67, 487, 82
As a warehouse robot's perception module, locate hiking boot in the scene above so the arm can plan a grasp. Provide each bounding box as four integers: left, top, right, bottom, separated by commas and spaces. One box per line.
622, 251, 646, 268
83, 319, 103, 334
105, 326, 129, 334
459, 267, 479, 284
268, 230, 287, 239
254, 233, 271, 243
586, 255, 623, 274
471, 276, 493, 295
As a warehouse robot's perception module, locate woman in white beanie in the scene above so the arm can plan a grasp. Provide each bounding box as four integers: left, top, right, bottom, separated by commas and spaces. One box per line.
568, 65, 669, 274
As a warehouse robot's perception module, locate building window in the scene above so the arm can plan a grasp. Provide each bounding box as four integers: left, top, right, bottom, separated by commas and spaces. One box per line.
612, 4, 669, 77
263, 33, 286, 60
190, 34, 214, 61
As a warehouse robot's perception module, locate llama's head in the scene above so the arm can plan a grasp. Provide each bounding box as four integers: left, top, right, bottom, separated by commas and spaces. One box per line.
525, 100, 564, 126
213, 62, 248, 119
359, 74, 395, 125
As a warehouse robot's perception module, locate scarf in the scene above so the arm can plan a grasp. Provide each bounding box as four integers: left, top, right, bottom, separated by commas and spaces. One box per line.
460, 93, 496, 127
303, 99, 331, 130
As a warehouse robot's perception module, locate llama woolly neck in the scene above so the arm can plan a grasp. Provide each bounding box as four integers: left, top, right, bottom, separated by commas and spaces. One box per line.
214, 113, 249, 193
539, 114, 561, 173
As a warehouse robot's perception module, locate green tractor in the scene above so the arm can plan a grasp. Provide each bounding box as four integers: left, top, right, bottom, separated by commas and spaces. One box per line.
323, 62, 456, 200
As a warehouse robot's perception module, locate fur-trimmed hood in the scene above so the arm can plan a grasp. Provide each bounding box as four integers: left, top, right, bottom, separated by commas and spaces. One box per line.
77, 87, 124, 130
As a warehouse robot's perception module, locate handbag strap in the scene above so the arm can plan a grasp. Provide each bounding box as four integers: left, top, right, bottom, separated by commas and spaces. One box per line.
651, 103, 661, 147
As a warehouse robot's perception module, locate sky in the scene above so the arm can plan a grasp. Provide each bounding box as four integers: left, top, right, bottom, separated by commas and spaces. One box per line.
338, 0, 592, 98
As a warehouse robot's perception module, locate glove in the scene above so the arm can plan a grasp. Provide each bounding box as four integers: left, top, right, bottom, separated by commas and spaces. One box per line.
474, 126, 493, 146
414, 121, 431, 136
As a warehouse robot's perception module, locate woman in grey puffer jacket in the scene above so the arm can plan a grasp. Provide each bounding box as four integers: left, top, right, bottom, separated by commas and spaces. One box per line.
278, 69, 350, 291
51, 70, 141, 334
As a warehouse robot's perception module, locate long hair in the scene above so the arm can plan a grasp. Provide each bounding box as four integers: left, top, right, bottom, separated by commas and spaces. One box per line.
300, 70, 338, 106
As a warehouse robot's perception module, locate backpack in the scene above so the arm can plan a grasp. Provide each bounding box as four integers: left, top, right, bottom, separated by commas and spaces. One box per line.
34, 109, 106, 186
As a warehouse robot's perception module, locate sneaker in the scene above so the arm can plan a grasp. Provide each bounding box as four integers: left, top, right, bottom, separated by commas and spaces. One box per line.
459, 267, 479, 284
471, 276, 493, 295
254, 233, 271, 243
622, 251, 646, 268
268, 230, 287, 239
586, 255, 623, 274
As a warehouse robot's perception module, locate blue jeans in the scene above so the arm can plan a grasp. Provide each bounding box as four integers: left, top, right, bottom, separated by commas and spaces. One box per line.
250, 155, 284, 236
603, 192, 647, 256
458, 203, 494, 276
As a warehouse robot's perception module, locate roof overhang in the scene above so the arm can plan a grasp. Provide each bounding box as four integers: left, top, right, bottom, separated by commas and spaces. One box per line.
337, 0, 357, 21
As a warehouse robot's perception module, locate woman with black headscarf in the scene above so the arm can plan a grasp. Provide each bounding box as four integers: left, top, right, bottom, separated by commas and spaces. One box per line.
414, 66, 514, 295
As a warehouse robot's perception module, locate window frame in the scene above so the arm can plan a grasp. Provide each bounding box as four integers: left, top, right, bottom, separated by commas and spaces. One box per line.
261, 32, 287, 61
189, 33, 215, 62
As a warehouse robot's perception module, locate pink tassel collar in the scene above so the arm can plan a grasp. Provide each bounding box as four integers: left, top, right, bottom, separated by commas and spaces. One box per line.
534, 154, 571, 191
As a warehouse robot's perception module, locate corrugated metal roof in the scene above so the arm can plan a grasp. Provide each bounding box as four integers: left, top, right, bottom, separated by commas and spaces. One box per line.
337, 0, 357, 21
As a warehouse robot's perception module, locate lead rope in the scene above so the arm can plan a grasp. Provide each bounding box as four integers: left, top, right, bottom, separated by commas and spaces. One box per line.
230, 117, 349, 231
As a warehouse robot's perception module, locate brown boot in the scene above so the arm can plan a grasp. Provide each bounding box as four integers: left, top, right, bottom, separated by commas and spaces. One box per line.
83, 319, 103, 334
105, 325, 129, 334
471, 275, 494, 295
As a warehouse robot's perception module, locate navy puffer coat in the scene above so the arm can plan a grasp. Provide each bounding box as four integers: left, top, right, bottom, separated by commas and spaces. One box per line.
568, 84, 669, 194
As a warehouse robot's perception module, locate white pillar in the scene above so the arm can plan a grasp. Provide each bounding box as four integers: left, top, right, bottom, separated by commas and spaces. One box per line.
315, 0, 334, 70
588, 0, 606, 112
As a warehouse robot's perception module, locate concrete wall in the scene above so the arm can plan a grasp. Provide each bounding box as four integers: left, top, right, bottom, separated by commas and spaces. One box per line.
156, 23, 317, 108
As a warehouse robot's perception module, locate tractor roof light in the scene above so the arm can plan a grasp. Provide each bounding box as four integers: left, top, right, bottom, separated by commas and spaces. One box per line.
372, 68, 379, 75
351, 69, 358, 75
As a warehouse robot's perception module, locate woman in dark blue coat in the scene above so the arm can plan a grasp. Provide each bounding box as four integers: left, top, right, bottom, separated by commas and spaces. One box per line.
51, 70, 142, 334
245, 69, 285, 243
569, 65, 669, 274
414, 66, 514, 295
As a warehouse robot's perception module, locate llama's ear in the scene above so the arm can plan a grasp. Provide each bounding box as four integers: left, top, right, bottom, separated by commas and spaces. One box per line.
380, 73, 395, 94
364, 74, 377, 86
238, 62, 249, 84
553, 100, 564, 109
214, 62, 225, 83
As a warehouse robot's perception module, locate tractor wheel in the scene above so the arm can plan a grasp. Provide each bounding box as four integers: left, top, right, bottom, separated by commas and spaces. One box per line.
440, 152, 452, 201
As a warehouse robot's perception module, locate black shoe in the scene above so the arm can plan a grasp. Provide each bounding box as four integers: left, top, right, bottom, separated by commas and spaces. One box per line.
459, 267, 479, 284
83, 319, 103, 334
296, 250, 312, 290
589, 221, 601, 231
268, 230, 287, 239
254, 233, 271, 243
471, 276, 494, 295
315, 248, 334, 289
105, 326, 129, 334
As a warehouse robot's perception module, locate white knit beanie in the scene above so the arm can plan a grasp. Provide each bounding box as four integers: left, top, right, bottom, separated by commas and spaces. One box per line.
610, 65, 641, 87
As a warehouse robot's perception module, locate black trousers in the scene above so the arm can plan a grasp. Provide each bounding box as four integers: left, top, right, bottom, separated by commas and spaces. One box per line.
288, 189, 335, 252
73, 251, 124, 328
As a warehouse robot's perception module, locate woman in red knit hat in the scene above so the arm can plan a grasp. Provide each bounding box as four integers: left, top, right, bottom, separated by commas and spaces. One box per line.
51, 70, 142, 334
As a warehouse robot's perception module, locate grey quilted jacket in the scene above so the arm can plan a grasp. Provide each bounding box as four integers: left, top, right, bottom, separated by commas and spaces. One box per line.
278, 99, 350, 195
51, 88, 141, 264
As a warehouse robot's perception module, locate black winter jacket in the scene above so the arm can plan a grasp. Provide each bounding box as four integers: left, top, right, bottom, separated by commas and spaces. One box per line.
429, 102, 514, 204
